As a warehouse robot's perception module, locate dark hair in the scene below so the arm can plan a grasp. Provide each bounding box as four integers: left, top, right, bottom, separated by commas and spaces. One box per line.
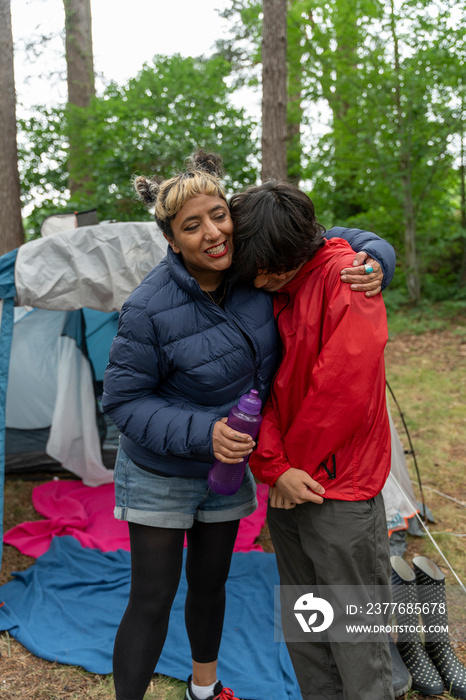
133, 150, 225, 238
229, 180, 326, 282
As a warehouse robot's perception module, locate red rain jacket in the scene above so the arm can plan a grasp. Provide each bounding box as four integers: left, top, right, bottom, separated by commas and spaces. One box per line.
249, 238, 391, 501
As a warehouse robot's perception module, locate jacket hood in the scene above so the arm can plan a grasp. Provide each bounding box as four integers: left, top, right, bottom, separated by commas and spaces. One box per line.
166, 245, 236, 300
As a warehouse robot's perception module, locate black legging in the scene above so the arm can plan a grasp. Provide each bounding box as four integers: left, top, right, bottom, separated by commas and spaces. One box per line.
113, 518, 240, 700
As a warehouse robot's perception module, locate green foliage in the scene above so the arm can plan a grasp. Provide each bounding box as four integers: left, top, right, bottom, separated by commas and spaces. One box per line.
217, 0, 465, 302
18, 53, 259, 237
215, 0, 263, 84
17, 1, 466, 304
18, 107, 70, 207
303, 0, 465, 301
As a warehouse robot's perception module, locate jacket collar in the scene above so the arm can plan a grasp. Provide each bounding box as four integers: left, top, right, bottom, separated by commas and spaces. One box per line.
278, 238, 353, 296
166, 245, 208, 299
165, 245, 235, 303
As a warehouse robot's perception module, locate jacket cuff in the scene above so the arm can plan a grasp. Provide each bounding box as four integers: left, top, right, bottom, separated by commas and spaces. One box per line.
360, 244, 395, 290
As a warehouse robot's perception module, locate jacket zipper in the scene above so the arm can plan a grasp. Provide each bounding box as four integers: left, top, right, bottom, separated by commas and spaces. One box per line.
320, 454, 336, 480
271, 291, 290, 403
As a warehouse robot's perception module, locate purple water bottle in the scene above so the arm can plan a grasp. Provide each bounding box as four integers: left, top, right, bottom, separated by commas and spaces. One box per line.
207, 389, 263, 495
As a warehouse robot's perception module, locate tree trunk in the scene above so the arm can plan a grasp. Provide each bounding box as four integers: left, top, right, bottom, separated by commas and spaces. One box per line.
330, 6, 364, 221
459, 126, 466, 288
390, 0, 421, 302
0, 0, 24, 255
402, 168, 421, 302
63, 0, 95, 196
286, 0, 304, 184
287, 89, 302, 184
64, 0, 95, 108
262, 0, 288, 181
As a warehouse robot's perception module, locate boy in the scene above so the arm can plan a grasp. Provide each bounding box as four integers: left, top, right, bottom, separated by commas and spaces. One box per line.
229, 181, 394, 700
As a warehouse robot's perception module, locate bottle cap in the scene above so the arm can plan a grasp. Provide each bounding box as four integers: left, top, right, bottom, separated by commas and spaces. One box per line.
237, 389, 262, 415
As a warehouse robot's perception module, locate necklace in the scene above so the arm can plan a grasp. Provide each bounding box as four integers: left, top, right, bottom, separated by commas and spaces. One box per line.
202, 279, 227, 307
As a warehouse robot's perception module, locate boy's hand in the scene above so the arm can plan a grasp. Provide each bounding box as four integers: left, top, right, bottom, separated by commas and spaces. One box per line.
340, 251, 383, 297
212, 418, 255, 463
275, 468, 325, 504
269, 485, 296, 509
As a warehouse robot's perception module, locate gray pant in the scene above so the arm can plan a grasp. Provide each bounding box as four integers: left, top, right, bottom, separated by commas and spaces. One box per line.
268, 493, 394, 700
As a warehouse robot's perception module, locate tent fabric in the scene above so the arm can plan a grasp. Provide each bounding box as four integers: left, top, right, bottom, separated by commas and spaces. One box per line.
15, 222, 167, 312
45, 335, 113, 486
41, 212, 77, 237
81, 308, 120, 382
5, 308, 113, 486
3, 481, 269, 559
0, 249, 19, 563
6, 308, 65, 429
0, 222, 167, 559
0, 536, 300, 700
383, 402, 418, 536
0, 249, 18, 299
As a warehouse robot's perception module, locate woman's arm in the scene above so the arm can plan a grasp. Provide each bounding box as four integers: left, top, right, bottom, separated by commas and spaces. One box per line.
102, 302, 220, 458
326, 226, 396, 293
103, 301, 255, 462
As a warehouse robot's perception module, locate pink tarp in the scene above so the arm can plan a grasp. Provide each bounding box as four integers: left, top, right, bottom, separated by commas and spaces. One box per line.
4, 480, 269, 558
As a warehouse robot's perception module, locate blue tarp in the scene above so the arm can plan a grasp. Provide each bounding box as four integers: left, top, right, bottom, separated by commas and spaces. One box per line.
0, 536, 300, 699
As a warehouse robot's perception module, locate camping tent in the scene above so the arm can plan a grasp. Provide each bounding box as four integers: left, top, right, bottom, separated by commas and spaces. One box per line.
0, 219, 418, 564
0, 220, 167, 560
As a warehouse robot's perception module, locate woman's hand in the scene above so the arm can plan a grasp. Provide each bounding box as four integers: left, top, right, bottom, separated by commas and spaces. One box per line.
212, 418, 255, 463
340, 251, 383, 297
275, 468, 325, 504
269, 485, 296, 509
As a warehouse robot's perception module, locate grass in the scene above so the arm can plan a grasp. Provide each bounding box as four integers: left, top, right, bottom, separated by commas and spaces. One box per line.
383, 308, 466, 700
0, 632, 187, 700
385, 313, 466, 584
1, 305, 465, 699
385, 298, 466, 336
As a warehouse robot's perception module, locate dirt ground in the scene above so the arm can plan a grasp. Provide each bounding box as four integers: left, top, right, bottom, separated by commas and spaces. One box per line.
1, 327, 465, 699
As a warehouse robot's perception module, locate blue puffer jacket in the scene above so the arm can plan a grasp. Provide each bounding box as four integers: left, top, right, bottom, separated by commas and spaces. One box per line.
102, 246, 279, 477
102, 228, 396, 478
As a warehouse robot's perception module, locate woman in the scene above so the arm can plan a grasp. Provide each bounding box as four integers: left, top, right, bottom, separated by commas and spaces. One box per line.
102, 151, 393, 700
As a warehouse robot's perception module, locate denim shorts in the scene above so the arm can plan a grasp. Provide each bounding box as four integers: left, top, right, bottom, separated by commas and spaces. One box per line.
113, 445, 258, 528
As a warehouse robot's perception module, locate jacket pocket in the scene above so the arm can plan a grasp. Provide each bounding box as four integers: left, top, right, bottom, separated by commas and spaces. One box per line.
319, 454, 336, 480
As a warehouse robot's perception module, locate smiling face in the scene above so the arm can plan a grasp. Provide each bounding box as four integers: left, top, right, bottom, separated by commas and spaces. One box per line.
167, 193, 234, 289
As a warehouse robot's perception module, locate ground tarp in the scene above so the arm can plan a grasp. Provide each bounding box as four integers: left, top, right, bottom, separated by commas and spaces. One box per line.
0, 536, 300, 700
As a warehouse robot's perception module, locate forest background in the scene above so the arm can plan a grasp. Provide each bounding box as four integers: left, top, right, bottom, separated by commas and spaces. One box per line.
1, 0, 466, 314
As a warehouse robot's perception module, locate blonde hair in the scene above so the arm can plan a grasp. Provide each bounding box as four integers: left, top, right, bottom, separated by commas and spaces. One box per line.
133, 151, 226, 238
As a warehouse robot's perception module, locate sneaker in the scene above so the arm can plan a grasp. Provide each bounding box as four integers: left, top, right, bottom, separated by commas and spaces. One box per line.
185, 674, 240, 700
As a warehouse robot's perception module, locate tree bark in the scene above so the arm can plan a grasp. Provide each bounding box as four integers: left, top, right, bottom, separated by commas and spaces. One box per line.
262, 0, 288, 181
286, 0, 304, 184
459, 123, 466, 288
402, 166, 421, 302
0, 0, 24, 255
390, 0, 421, 302
64, 0, 95, 108
63, 0, 95, 196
